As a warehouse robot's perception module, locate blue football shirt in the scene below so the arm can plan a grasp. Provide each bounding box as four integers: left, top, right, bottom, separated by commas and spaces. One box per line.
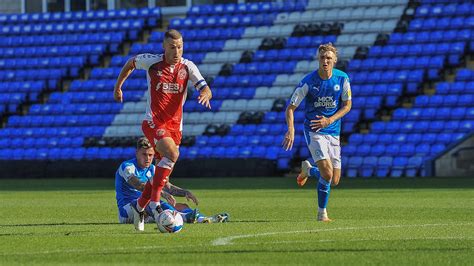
289, 68, 352, 136
115, 158, 155, 214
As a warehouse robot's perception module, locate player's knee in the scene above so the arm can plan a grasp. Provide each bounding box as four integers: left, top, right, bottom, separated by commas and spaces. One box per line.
165, 150, 179, 162
320, 169, 333, 182
331, 177, 340, 186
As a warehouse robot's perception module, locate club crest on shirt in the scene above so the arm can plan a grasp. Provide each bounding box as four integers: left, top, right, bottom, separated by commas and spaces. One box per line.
178, 68, 187, 80
334, 84, 340, 91
156, 70, 162, 76
157, 129, 166, 137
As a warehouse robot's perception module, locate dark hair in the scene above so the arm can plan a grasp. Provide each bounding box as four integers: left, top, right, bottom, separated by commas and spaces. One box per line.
136, 137, 152, 150
164, 29, 182, 40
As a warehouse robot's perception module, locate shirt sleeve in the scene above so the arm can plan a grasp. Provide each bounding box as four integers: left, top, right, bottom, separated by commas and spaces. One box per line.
341, 78, 352, 101
289, 82, 309, 107
133, 53, 161, 70
185, 60, 208, 91
118, 162, 136, 182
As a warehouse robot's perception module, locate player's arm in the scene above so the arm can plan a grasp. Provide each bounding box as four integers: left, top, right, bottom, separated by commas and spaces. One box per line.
165, 182, 199, 205
282, 82, 307, 151
161, 190, 176, 206
282, 104, 297, 151
197, 85, 212, 109
113, 58, 136, 103
127, 175, 145, 191
187, 60, 212, 109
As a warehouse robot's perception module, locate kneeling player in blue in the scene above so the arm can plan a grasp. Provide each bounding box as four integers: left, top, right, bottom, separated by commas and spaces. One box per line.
282, 43, 352, 222
115, 137, 229, 226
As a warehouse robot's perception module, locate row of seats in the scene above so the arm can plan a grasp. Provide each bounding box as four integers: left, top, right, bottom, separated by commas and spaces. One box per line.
0, 44, 106, 58
436, 81, 474, 94
0, 56, 86, 70
28, 103, 122, 115
0, 20, 144, 36
389, 29, 473, 44
181, 145, 295, 160
151, 28, 245, 42
0, 147, 135, 160
409, 16, 474, 32
369, 42, 465, 57
187, 1, 306, 17
274, 8, 403, 24
350, 69, 424, 84
344, 143, 449, 157
416, 2, 474, 17
0, 68, 67, 81
131, 40, 225, 54
348, 132, 466, 145
371, 120, 473, 133
7, 115, 115, 127
0, 137, 84, 148
48, 91, 143, 104
393, 107, 474, 120
0, 81, 44, 93
413, 94, 473, 107
0, 126, 105, 137
345, 155, 422, 178
349, 55, 445, 71
171, 14, 277, 29
0, 32, 125, 48
0, 8, 161, 24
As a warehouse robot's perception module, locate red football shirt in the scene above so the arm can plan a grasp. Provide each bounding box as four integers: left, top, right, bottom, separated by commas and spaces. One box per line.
133, 53, 207, 131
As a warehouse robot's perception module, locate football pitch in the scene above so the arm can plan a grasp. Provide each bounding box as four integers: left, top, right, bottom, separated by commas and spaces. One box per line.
0, 177, 472, 265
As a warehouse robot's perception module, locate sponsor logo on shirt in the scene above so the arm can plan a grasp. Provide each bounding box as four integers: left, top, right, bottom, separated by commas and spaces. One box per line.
156, 82, 183, 94
314, 96, 337, 108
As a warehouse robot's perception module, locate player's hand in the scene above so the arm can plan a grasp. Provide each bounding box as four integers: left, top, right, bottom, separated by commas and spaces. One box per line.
113, 87, 123, 103
197, 87, 212, 109
310, 115, 332, 131
185, 191, 199, 205
162, 192, 176, 206
282, 128, 295, 151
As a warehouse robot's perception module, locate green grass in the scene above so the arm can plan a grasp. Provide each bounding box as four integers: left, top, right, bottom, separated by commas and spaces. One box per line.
0, 177, 473, 265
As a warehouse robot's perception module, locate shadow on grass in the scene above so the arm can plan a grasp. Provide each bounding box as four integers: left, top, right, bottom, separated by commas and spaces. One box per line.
0, 177, 472, 191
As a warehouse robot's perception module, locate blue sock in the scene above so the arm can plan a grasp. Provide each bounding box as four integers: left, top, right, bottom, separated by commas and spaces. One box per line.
309, 167, 322, 179
317, 177, 331, 209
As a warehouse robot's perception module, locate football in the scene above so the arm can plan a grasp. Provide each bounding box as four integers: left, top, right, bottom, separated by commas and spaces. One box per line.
157, 209, 184, 233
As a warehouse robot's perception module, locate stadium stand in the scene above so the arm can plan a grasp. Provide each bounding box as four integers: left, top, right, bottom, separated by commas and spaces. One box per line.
0, 0, 472, 178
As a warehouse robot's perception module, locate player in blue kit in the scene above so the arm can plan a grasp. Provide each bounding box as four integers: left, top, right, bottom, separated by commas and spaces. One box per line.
282, 43, 352, 222
115, 137, 229, 227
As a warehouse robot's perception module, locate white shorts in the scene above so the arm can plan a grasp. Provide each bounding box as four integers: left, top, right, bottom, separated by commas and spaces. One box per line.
304, 131, 341, 169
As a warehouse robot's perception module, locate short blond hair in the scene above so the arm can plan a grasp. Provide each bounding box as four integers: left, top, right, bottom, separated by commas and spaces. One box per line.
136, 137, 152, 150
318, 43, 338, 59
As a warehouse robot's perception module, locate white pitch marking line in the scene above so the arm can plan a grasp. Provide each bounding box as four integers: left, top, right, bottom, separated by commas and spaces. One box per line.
211, 223, 473, 246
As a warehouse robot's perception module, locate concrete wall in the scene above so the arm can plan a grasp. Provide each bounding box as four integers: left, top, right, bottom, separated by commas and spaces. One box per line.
0, 0, 21, 13
434, 134, 474, 177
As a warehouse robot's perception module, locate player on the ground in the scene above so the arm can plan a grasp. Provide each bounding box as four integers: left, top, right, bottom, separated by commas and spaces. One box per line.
113, 29, 213, 231
282, 43, 352, 222
115, 137, 229, 227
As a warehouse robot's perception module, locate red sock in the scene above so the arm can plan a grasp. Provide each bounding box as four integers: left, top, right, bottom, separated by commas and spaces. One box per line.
150, 157, 175, 203
137, 182, 152, 210
150, 166, 172, 202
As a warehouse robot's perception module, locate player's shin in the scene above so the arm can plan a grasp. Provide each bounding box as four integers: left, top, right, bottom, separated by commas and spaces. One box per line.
137, 182, 152, 211
317, 177, 331, 213
150, 157, 175, 216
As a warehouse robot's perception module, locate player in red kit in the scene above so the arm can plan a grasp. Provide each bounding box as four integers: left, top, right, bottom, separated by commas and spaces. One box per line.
113, 29, 212, 231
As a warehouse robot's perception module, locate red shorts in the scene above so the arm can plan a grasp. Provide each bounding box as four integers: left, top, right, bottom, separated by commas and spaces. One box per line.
142, 120, 182, 158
